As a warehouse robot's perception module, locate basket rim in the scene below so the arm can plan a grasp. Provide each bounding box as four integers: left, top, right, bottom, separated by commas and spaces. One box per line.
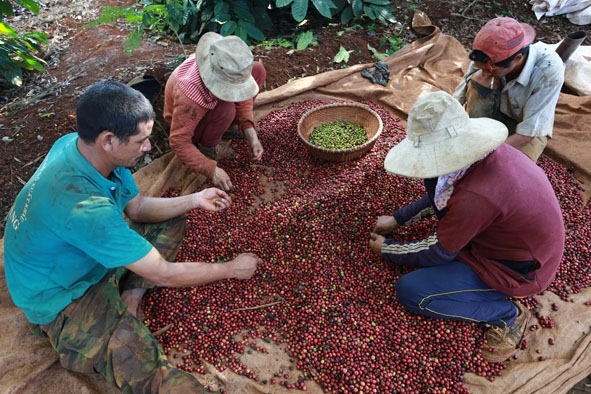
297, 102, 383, 154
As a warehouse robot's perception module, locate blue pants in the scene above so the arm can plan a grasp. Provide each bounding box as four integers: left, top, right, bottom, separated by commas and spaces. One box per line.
395, 261, 518, 327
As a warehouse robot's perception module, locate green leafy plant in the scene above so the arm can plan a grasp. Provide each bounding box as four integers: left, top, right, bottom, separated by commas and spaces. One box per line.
367, 34, 405, 60
333, 45, 353, 64
333, 0, 397, 25
85, 0, 398, 54
276, 0, 335, 22
84, 0, 272, 55
257, 37, 294, 50
0, 0, 49, 86
295, 30, 316, 50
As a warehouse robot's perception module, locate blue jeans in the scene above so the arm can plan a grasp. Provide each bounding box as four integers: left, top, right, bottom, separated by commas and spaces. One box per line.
395, 261, 518, 327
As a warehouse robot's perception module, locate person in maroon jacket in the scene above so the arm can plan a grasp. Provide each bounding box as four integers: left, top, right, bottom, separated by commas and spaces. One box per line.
369, 91, 565, 363
164, 32, 267, 192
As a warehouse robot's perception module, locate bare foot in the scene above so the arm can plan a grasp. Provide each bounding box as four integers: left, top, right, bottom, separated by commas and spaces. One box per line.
121, 288, 147, 317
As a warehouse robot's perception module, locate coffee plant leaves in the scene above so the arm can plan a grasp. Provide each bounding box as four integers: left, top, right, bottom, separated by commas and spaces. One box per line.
363, 5, 376, 19
367, 43, 387, 61
275, 0, 292, 7
85, 0, 398, 52
164, 2, 189, 31
0, 0, 48, 86
232, 2, 256, 24
12, 0, 40, 14
296, 30, 315, 50
220, 20, 237, 36
350, 0, 363, 17
15, 46, 45, 71
339, 6, 353, 24
333, 45, 352, 64
123, 30, 144, 55
291, 0, 308, 22
83, 6, 129, 27
0, 20, 16, 35
364, 0, 390, 5
213, 1, 230, 20
237, 19, 265, 41
213, 11, 232, 23
0, 0, 13, 16
0, 51, 22, 85
253, 4, 273, 32
310, 0, 336, 19
374, 6, 397, 24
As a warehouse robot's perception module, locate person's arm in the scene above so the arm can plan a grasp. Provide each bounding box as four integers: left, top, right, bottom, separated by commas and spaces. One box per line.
505, 133, 534, 149
125, 187, 231, 224
373, 194, 433, 235
234, 60, 265, 134
168, 93, 218, 179
244, 127, 264, 161
394, 194, 434, 225
235, 100, 256, 131
453, 62, 480, 104
370, 232, 458, 267
168, 92, 234, 191
126, 248, 262, 287
370, 188, 499, 267
235, 100, 264, 161
513, 52, 564, 139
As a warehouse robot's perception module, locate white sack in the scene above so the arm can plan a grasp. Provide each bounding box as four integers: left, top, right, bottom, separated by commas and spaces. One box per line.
565, 52, 591, 95
530, 0, 591, 24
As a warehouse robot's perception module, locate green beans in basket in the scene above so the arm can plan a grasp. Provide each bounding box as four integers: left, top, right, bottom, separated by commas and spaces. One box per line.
308, 120, 368, 150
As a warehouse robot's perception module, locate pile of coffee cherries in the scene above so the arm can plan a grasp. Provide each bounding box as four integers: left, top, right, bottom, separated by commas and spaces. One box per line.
142, 100, 590, 393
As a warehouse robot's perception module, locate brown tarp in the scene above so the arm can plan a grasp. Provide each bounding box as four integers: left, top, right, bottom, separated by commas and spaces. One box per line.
2, 11, 590, 394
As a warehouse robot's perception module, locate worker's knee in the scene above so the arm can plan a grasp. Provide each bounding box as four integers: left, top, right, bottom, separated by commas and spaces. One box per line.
395, 273, 423, 311
252, 60, 267, 88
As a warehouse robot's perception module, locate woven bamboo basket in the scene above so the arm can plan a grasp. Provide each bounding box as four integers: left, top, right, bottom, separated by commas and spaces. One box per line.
297, 102, 383, 162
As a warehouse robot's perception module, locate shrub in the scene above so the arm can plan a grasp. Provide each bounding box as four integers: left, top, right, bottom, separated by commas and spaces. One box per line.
84, 0, 398, 54
0, 0, 48, 86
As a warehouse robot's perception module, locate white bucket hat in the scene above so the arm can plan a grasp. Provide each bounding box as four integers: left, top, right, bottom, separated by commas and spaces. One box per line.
384, 91, 508, 178
195, 32, 259, 102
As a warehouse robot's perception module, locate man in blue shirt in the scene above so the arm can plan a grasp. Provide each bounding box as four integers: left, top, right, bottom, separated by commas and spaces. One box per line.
4, 81, 262, 393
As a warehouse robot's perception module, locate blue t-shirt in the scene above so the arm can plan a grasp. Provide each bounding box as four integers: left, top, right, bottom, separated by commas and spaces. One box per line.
4, 133, 153, 324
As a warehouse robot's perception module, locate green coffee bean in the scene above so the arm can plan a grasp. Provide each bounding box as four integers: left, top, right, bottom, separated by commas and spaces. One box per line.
309, 120, 368, 149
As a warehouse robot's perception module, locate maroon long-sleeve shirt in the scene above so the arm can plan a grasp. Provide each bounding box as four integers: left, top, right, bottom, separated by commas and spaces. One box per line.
383, 143, 565, 297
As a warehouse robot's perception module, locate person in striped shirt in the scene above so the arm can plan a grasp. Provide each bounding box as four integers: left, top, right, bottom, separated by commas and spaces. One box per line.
164, 32, 267, 191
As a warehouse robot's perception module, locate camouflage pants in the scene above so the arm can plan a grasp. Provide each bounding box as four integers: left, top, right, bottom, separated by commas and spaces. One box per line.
34, 215, 206, 394
465, 79, 548, 162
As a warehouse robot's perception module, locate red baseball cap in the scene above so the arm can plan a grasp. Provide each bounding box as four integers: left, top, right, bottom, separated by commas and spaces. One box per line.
472, 17, 536, 63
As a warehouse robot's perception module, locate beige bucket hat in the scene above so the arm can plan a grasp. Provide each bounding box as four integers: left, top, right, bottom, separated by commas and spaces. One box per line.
195, 32, 259, 102
384, 91, 508, 178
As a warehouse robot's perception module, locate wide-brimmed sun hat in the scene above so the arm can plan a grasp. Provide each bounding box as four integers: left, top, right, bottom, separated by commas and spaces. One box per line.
195, 32, 259, 102
384, 91, 508, 178
472, 17, 536, 64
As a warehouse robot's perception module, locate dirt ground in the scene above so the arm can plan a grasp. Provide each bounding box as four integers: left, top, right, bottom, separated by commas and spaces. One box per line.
0, 1, 588, 390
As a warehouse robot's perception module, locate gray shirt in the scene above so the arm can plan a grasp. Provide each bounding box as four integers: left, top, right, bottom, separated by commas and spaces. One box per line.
454, 42, 565, 138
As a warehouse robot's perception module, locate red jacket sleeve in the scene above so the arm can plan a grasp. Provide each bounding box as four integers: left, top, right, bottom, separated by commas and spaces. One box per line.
164, 70, 217, 179
235, 98, 256, 131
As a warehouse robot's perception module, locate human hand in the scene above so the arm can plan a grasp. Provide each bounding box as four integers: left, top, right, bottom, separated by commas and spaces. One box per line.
369, 232, 385, 256
193, 187, 232, 211
373, 215, 398, 235
244, 127, 263, 161
229, 252, 262, 280
212, 167, 232, 192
